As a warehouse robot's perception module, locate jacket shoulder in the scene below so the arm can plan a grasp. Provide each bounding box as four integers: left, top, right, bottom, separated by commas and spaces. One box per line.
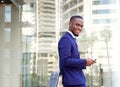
59, 33, 71, 43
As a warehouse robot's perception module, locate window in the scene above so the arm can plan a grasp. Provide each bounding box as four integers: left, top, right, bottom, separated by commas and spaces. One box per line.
92, 9, 116, 14
93, 19, 116, 24
5, 6, 11, 22
4, 28, 11, 42
92, 0, 116, 5
40, 53, 48, 57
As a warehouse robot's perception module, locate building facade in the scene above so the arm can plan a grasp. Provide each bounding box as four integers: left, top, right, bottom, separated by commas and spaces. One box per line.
0, 0, 120, 87
37, 0, 62, 86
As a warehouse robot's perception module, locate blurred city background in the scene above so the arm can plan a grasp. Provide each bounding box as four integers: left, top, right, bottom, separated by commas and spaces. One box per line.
0, 0, 120, 87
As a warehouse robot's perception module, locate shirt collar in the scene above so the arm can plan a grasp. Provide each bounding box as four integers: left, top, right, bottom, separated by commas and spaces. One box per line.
67, 30, 77, 39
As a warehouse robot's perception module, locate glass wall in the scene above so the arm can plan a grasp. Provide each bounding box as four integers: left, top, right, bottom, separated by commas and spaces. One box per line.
0, 2, 22, 87
0, 0, 37, 87
0, 0, 120, 87
21, 2, 37, 87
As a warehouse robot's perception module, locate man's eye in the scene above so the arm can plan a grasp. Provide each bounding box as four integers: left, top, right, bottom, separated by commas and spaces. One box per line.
81, 25, 83, 28
76, 24, 79, 26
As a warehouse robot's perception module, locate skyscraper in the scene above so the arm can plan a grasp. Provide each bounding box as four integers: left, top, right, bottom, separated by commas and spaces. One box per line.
37, 0, 62, 86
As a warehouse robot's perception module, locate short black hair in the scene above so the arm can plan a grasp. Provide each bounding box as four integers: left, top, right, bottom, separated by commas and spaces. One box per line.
70, 15, 83, 21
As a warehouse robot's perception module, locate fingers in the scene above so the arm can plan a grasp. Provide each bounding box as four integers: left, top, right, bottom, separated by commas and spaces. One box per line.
86, 58, 96, 66
92, 59, 96, 64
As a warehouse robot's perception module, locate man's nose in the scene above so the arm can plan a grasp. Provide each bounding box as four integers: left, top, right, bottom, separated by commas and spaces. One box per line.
78, 27, 82, 31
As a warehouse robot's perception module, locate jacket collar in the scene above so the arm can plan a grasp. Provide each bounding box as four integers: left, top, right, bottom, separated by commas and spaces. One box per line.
67, 30, 77, 39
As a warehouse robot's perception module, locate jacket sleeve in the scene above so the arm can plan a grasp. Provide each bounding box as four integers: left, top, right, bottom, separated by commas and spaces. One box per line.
58, 37, 86, 69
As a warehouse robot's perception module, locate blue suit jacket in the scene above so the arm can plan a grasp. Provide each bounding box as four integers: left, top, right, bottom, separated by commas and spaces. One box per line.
58, 32, 87, 85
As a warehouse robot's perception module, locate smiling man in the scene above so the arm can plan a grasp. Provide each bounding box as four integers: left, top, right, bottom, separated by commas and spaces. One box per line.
58, 15, 96, 87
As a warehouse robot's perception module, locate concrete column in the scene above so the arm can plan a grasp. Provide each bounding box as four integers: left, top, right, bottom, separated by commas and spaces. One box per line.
0, 5, 10, 87
9, 6, 22, 87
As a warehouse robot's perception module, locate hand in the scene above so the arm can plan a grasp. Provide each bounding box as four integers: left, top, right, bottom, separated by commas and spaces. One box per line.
86, 58, 96, 66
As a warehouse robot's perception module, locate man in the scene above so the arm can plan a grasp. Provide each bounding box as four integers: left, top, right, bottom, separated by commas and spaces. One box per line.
58, 15, 96, 87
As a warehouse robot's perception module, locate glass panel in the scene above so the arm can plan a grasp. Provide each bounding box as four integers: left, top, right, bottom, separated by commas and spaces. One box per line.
92, 0, 116, 5
4, 28, 11, 42
92, 9, 116, 14
5, 6, 11, 22
0, 0, 37, 87
5, 6, 11, 11
21, 2, 37, 87
5, 11, 11, 22
0, 0, 120, 87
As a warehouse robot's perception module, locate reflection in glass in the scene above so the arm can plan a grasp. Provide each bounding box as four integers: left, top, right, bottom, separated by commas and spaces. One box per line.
0, 0, 120, 87
5, 6, 11, 22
